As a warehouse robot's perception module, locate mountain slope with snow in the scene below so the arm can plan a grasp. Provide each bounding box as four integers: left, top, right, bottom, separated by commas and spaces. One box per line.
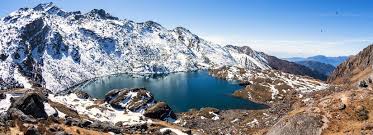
0, 3, 321, 92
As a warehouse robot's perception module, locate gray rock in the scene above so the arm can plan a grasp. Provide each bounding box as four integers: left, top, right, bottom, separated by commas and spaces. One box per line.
25, 126, 40, 135
104, 88, 154, 111
338, 103, 346, 110
8, 108, 37, 123
182, 129, 192, 135
79, 119, 92, 127
64, 117, 80, 126
356, 106, 369, 121
9, 93, 48, 119
144, 102, 176, 120
0, 93, 6, 100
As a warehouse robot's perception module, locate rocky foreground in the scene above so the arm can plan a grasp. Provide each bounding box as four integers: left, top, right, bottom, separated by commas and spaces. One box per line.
1, 66, 373, 135
0, 88, 195, 135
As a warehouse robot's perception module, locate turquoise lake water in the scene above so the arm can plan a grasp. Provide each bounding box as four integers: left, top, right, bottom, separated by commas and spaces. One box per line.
80, 71, 267, 112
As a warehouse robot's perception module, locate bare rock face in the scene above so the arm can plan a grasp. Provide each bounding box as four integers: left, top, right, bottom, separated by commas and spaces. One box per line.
104, 88, 155, 112
266, 114, 324, 135
143, 102, 176, 120
328, 45, 373, 85
9, 93, 48, 119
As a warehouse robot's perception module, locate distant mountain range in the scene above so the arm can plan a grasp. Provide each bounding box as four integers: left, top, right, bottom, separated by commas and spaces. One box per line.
285, 55, 349, 67
284, 55, 349, 77
295, 61, 335, 76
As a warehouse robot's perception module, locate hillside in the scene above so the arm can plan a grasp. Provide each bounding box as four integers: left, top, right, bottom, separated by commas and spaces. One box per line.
296, 61, 335, 76
328, 45, 373, 86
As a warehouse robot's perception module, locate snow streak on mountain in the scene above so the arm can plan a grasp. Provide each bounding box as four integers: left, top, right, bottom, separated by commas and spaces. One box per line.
0, 3, 273, 92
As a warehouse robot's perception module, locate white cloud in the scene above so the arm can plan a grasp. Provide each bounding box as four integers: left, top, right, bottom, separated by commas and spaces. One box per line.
204, 35, 372, 58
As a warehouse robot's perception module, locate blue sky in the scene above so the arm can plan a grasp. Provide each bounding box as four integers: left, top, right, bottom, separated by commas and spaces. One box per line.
1, 0, 373, 57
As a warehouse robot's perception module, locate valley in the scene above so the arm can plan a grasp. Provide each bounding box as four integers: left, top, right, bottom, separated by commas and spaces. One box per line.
0, 2, 372, 135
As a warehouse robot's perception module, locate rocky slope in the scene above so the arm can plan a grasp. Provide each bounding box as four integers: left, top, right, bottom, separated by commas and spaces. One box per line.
264, 55, 328, 80
328, 44, 373, 86
0, 88, 193, 135
0, 3, 324, 92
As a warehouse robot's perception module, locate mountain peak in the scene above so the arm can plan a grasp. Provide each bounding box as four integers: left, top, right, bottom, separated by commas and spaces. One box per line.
86, 9, 118, 20
33, 2, 56, 11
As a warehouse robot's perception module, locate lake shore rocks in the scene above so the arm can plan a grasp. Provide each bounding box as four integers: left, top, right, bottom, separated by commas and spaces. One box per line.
144, 102, 176, 120
0, 87, 189, 134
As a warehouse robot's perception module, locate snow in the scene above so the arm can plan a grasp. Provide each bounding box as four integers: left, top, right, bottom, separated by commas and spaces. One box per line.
0, 94, 16, 113
0, 3, 274, 92
212, 66, 329, 100
231, 118, 240, 123
48, 93, 151, 125
14, 68, 32, 89
209, 112, 220, 121
43, 102, 57, 116
160, 128, 188, 135
247, 119, 259, 127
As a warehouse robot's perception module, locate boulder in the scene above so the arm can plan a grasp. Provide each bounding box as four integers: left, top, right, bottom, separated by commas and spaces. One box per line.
338, 103, 346, 110
64, 117, 80, 126
79, 119, 92, 128
104, 88, 154, 111
9, 93, 48, 119
0, 93, 6, 100
144, 102, 176, 120
25, 126, 40, 135
8, 108, 37, 123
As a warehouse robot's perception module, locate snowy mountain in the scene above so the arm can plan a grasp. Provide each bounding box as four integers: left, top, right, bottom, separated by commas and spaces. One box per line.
0, 3, 323, 92
0, 3, 274, 92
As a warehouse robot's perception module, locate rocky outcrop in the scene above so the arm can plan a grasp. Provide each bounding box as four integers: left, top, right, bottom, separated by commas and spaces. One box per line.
9, 93, 48, 119
210, 66, 328, 103
104, 88, 176, 120
143, 102, 176, 120
104, 88, 155, 112
328, 45, 373, 86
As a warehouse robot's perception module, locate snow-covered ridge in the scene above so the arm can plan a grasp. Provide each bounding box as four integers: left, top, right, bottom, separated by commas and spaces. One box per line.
210, 66, 329, 102
0, 3, 271, 92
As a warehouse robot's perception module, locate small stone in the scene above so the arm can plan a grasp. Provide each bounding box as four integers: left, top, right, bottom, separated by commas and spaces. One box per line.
338, 103, 346, 110
356, 106, 369, 121
79, 119, 92, 127
25, 126, 40, 135
115, 121, 123, 127
0, 93, 6, 100
182, 129, 192, 135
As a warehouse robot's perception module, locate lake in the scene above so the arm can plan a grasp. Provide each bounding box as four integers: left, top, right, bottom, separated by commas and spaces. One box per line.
79, 71, 267, 112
